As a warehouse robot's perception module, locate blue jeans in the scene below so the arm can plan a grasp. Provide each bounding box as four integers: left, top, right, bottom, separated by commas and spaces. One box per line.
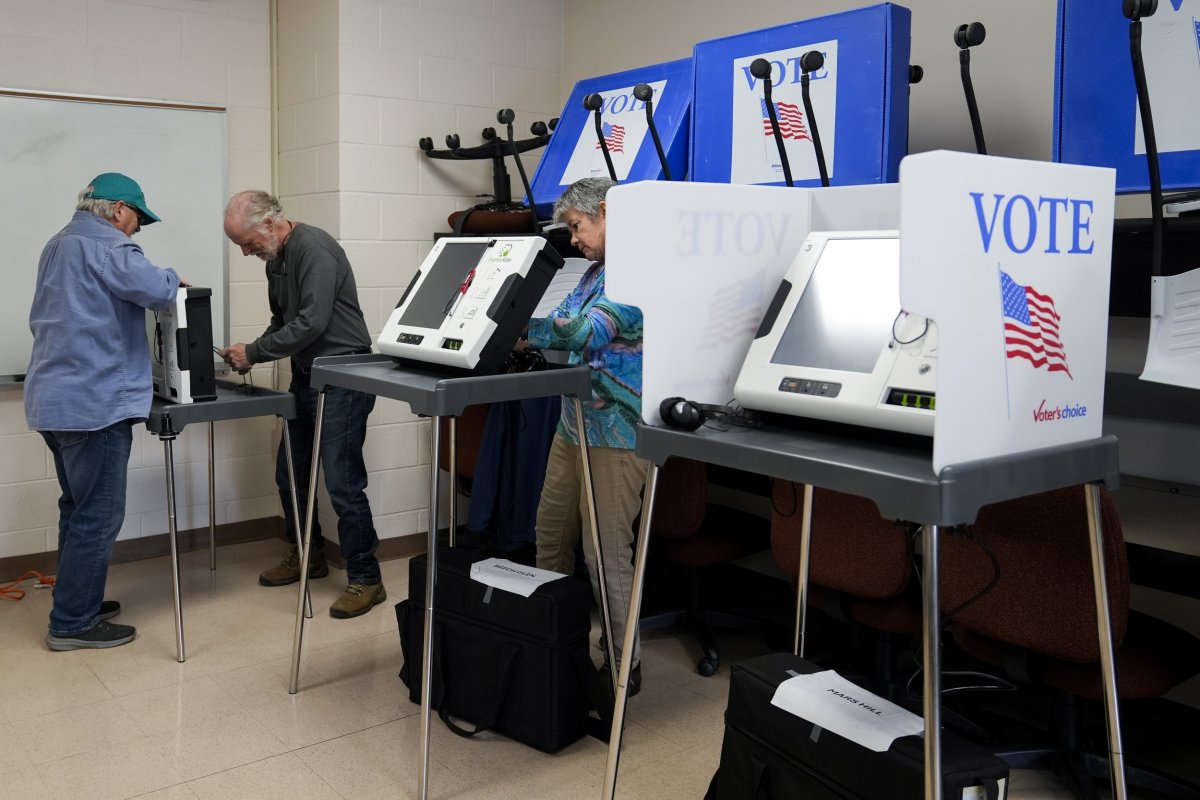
41, 421, 135, 636
277, 368, 381, 585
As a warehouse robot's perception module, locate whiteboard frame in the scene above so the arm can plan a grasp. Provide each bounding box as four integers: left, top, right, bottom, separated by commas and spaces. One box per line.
0, 87, 228, 386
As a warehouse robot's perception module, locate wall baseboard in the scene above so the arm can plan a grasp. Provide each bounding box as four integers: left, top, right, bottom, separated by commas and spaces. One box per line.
0, 518, 427, 583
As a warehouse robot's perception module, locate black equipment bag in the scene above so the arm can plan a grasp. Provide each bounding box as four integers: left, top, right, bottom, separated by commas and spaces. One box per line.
708, 653, 1009, 800
396, 546, 596, 753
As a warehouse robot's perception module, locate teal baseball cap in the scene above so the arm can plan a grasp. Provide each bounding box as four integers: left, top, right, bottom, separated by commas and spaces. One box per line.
85, 173, 161, 225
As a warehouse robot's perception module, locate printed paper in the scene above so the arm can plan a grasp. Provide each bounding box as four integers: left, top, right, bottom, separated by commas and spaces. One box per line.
770, 670, 923, 752
470, 558, 567, 598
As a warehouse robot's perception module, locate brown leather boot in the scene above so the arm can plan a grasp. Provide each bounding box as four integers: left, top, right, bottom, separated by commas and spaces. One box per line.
329, 582, 387, 618
258, 545, 328, 587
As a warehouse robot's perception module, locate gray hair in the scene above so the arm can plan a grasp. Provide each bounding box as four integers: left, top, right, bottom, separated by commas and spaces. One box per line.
226, 190, 284, 229
552, 177, 615, 223
76, 186, 119, 221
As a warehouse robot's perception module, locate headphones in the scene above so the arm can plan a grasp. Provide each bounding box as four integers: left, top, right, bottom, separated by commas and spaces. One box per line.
659, 396, 728, 432
503, 347, 547, 374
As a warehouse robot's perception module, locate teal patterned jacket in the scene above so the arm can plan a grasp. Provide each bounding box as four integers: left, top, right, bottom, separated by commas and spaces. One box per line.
526, 261, 643, 450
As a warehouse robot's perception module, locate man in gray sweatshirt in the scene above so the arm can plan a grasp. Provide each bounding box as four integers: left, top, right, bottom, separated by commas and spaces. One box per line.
220, 190, 384, 619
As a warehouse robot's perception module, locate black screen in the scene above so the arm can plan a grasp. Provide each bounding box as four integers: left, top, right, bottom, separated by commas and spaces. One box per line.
769, 237, 900, 374
397, 241, 490, 330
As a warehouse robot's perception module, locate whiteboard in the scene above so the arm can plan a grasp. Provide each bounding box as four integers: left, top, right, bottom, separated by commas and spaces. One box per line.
0, 89, 228, 379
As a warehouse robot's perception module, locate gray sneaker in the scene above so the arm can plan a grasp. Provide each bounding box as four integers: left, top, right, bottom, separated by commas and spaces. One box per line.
46, 621, 137, 651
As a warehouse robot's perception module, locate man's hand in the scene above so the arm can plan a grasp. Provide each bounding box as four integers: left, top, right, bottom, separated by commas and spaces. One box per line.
219, 343, 252, 373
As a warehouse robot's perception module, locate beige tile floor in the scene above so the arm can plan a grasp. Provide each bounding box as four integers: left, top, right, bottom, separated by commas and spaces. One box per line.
0, 538, 1133, 799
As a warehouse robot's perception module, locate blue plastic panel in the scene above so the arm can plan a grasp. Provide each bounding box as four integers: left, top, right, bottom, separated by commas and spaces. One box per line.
690, 3, 911, 187
528, 58, 692, 219
1054, 0, 1200, 193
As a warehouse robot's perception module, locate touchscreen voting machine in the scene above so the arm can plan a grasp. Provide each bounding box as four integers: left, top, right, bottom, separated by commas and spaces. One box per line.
734, 231, 937, 436
377, 237, 563, 374
151, 286, 216, 404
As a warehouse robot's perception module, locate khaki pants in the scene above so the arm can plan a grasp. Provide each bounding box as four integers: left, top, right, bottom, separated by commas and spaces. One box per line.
535, 433, 648, 669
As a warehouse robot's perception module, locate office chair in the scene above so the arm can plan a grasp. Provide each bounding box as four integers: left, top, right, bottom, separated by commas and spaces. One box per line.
770, 481, 923, 688
940, 485, 1200, 800
641, 457, 772, 676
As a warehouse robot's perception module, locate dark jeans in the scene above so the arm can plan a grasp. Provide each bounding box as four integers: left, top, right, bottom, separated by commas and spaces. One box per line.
41, 420, 135, 636
277, 368, 381, 585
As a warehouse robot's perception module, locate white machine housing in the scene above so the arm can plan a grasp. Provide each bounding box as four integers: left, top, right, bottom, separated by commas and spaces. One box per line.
152, 286, 216, 404
377, 236, 563, 374
733, 230, 938, 436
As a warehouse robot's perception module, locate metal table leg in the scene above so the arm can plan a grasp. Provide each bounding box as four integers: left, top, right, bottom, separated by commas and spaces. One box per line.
1085, 482, 1128, 800
282, 422, 313, 620
601, 461, 659, 800
289, 391, 327, 694
208, 422, 216, 571
793, 483, 814, 657
448, 417, 457, 548
574, 398, 616, 691
417, 414, 444, 800
162, 433, 186, 663
922, 524, 942, 800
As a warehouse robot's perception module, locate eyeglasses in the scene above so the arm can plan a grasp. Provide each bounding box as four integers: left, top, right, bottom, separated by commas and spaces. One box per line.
122, 202, 150, 227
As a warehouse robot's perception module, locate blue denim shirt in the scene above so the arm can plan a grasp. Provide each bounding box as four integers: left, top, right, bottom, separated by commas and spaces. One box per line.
25, 211, 180, 431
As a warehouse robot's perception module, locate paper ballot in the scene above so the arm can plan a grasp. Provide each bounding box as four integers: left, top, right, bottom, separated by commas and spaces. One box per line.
469, 558, 567, 598
770, 670, 923, 752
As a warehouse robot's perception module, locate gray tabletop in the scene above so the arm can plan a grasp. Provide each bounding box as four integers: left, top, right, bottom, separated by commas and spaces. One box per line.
146, 380, 296, 435
638, 422, 1120, 525
309, 353, 593, 416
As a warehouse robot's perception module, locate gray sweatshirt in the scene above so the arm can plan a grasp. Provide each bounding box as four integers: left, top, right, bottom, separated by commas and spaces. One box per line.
246, 222, 371, 370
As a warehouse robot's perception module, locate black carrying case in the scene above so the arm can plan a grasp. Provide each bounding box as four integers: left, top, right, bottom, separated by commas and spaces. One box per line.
710, 653, 1009, 800
396, 546, 596, 753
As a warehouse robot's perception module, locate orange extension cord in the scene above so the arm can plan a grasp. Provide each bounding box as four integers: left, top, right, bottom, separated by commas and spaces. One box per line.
0, 570, 54, 602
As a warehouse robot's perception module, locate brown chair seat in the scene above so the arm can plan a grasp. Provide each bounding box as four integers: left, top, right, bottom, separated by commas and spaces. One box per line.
940, 485, 1200, 798
953, 610, 1200, 703
643, 458, 773, 676
771, 483, 922, 634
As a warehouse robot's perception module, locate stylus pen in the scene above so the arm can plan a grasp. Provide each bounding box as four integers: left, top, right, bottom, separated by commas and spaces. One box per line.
444, 268, 476, 317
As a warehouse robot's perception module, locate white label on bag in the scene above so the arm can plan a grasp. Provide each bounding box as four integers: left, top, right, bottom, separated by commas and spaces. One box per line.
469, 558, 567, 598
770, 670, 924, 752
963, 778, 1007, 800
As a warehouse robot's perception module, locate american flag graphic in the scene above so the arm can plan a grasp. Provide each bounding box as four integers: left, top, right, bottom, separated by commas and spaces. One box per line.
1000, 270, 1072, 379
699, 278, 764, 351
595, 122, 625, 154
760, 99, 810, 141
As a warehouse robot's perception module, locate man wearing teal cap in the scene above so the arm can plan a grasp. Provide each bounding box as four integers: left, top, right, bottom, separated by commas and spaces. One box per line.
83, 172, 162, 228
25, 173, 181, 651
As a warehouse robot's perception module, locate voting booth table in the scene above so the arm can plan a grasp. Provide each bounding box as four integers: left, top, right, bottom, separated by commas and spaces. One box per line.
290, 356, 593, 799
601, 153, 1127, 799
145, 380, 301, 663
285, 235, 614, 800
